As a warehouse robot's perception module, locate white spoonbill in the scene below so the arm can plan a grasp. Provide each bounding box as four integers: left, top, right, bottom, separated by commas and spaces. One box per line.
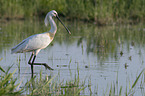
11, 10, 71, 77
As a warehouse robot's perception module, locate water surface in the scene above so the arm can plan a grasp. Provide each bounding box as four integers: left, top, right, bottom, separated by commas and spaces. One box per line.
0, 19, 145, 95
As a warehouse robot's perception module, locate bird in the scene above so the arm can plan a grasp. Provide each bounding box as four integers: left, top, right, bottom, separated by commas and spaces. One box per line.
11, 10, 71, 77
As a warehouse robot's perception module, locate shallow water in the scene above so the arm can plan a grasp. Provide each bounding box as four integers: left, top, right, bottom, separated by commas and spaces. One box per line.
0, 19, 145, 95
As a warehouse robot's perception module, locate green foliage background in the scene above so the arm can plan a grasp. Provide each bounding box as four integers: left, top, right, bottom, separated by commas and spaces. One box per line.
0, 0, 144, 24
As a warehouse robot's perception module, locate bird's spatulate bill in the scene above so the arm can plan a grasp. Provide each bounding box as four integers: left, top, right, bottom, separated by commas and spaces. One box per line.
56, 15, 71, 34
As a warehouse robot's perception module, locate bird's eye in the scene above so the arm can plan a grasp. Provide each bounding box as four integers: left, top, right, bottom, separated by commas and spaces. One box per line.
53, 12, 57, 16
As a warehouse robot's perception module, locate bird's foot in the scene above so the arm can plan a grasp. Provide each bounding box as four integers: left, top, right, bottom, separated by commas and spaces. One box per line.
43, 64, 54, 70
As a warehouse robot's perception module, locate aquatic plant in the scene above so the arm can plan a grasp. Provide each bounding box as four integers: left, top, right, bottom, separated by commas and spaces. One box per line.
0, 66, 23, 95
0, 65, 145, 95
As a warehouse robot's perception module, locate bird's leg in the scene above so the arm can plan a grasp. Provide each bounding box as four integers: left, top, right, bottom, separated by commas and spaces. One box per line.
31, 55, 36, 78
28, 53, 34, 78
28, 53, 34, 64
32, 55, 54, 70
28, 54, 53, 70
32, 62, 54, 70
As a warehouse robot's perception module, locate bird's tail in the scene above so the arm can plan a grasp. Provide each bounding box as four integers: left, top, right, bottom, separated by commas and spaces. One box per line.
11, 40, 26, 54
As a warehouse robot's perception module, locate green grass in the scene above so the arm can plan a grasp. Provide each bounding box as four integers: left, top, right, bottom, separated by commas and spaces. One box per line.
0, 65, 145, 95
0, 66, 87, 95
0, 66, 23, 95
0, 0, 144, 24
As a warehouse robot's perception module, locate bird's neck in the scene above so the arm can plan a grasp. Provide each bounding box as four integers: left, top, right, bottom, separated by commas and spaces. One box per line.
49, 16, 57, 34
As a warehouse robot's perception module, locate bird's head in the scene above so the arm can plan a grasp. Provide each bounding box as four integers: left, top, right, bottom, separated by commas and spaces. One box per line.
44, 10, 57, 26
44, 10, 71, 34
49, 10, 58, 17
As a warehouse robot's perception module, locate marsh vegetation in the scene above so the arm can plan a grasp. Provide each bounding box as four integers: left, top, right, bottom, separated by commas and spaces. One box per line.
0, 0, 144, 24
0, 19, 145, 95
0, 0, 145, 95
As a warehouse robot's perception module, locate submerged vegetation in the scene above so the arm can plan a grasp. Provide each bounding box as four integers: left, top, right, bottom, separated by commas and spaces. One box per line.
0, 0, 144, 24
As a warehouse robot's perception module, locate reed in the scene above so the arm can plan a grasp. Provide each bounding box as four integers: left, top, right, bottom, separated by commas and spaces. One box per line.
0, 66, 23, 95
106, 68, 145, 96
0, 66, 145, 95
0, 0, 144, 24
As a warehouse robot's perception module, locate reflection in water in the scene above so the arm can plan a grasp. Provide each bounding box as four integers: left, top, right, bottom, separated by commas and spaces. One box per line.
0, 20, 145, 95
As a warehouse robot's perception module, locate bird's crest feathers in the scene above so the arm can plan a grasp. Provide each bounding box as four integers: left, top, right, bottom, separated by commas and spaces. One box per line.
44, 10, 57, 27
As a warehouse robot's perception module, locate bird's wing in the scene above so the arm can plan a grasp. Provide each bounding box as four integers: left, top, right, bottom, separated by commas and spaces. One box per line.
11, 33, 53, 53
26, 34, 52, 50
11, 39, 27, 53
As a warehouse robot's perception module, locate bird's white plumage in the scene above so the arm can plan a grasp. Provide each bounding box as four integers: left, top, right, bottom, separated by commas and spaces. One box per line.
11, 33, 53, 55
